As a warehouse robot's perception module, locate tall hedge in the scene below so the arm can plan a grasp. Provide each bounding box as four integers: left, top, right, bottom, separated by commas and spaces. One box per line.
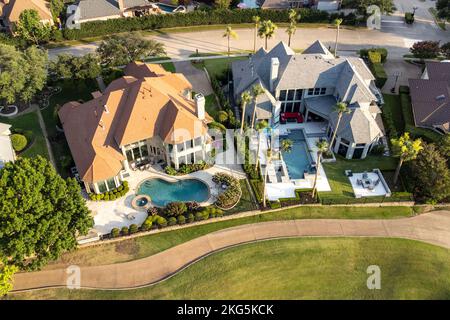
63, 9, 357, 40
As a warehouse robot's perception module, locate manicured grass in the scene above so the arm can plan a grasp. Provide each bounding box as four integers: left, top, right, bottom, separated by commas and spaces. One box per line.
321, 155, 404, 202
42, 79, 99, 176
0, 112, 49, 160
192, 56, 248, 79
160, 62, 176, 73
382, 94, 404, 131
204, 93, 220, 119
43, 206, 414, 269
12, 238, 450, 299
226, 179, 258, 214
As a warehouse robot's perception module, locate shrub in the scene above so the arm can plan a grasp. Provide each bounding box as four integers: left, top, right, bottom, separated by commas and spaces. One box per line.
186, 201, 200, 212
155, 215, 167, 227
167, 217, 177, 226
368, 51, 381, 64
110, 227, 120, 238
370, 63, 388, 88
371, 144, 386, 155
186, 213, 195, 223
410, 41, 441, 59
359, 48, 388, 63
120, 226, 129, 236
165, 202, 187, 217
177, 215, 186, 225
399, 85, 410, 94
195, 211, 206, 221
164, 166, 178, 175
129, 224, 138, 234
140, 218, 153, 231
10, 134, 27, 152
269, 201, 282, 209
147, 207, 159, 216
405, 12, 414, 24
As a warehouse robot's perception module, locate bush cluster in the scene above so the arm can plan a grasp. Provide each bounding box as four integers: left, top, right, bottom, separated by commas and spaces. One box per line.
405, 12, 414, 24
62, 8, 356, 41
212, 173, 241, 209
88, 181, 129, 201
164, 161, 210, 175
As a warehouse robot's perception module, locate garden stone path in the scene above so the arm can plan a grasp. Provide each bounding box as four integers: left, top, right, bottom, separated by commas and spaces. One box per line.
35, 105, 56, 168
12, 210, 450, 292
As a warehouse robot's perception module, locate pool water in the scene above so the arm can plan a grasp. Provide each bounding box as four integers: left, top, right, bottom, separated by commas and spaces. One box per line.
156, 3, 176, 12
239, 0, 259, 8
138, 178, 209, 207
136, 197, 148, 207
281, 130, 313, 180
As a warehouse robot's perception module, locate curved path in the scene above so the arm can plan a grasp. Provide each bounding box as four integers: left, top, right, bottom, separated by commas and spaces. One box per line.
12, 211, 450, 292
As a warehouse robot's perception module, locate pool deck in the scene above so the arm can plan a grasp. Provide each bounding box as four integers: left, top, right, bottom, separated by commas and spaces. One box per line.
257, 122, 332, 201
88, 163, 246, 236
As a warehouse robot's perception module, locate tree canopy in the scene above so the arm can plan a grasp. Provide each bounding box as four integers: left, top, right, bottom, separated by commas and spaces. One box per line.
96, 32, 166, 67
0, 44, 48, 104
15, 9, 52, 45
0, 265, 18, 296
410, 41, 441, 59
410, 142, 450, 203
436, 0, 449, 20
50, 53, 101, 80
0, 156, 94, 270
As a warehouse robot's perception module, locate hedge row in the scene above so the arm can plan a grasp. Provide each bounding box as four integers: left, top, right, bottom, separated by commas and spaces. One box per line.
63, 8, 357, 40
88, 181, 129, 201
370, 62, 388, 88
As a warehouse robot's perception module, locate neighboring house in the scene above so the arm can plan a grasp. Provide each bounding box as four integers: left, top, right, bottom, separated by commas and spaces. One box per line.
0, 0, 53, 31
0, 122, 15, 169
66, 0, 165, 28
408, 61, 450, 134
59, 62, 213, 194
232, 40, 384, 159
260, 0, 340, 10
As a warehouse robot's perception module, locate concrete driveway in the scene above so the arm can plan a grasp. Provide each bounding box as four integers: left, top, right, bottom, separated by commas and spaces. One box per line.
382, 59, 422, 93
12, 210, 450, 291
174, 61, 213, 95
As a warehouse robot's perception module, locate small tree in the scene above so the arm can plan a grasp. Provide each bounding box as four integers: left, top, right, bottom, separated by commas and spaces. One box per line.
254, 120, 269, 171
165, 202, 187, 217
410, 41, 441, 59
0, 265, 18, 297
97, 32, 166, 67
250, 84, 265, 129
391, 132, 423, 185
258, 20, 277, 50
441, 42, 450, 59
252, 15, 260, 53
239, 91, 252, 134
333, 18, 343, 57
410, 142, 450, 202
286, 9, 300, 47
328, 102, 351, 153
15, 9, 52, 45
223, 25, 238, 57
312, 140, 329, 198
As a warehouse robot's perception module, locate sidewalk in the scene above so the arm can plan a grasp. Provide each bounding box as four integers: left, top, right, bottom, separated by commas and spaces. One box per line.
12, 210, 450, 291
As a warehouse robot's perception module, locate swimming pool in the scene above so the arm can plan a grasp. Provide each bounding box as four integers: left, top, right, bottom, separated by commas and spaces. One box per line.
137, 178, 209, 207
156, 3, 176, 12
281, 130, 313, 180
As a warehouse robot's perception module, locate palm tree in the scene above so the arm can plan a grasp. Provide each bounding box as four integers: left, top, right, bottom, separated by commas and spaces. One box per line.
286, 9, 300, 47
333, 18, 343, 57
328, 102, 351, 153
223, 25, 238, 57
252, 15, 260, 53
391, 132, 423, 185
311, 139, 329, 198
258, 20, 277, 50
251, 84, 265, 129
239, 91, 252, 134
254, 120, 269, 171
262, 138, 293, 207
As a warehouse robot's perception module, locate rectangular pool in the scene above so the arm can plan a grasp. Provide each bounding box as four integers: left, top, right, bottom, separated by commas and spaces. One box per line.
281, 130, 313, 180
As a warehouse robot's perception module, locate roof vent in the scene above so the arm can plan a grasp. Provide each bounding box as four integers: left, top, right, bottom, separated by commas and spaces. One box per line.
99, 120, 105, 130
103, 104, 109, 113
436, 94, 446, 101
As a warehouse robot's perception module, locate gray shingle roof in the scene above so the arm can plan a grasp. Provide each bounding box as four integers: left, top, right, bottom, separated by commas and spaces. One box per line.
76, 0, 150, 20
329, 108, 382, 144
302, 40, 333, 57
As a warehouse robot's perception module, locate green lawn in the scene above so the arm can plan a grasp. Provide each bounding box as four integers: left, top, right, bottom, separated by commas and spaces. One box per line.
41, 79, 99, 176
382, 94, 405, 131
42, 206, 414, 269
11, 238, 450, 299
320, 155, 412, 203
192, 56, 248, 79
226, 179, 258, 214
0, 112, 49, 160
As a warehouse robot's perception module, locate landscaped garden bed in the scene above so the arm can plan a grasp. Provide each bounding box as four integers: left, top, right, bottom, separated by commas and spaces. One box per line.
88, 181, 130, 201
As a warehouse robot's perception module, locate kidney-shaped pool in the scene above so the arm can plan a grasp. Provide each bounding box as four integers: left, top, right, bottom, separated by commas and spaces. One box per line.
137, 178, 210, 207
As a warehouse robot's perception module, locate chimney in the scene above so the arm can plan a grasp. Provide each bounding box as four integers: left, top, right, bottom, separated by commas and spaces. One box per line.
117, 0, 124, 12
269, 57, 279, 92
194, 93, 205, 121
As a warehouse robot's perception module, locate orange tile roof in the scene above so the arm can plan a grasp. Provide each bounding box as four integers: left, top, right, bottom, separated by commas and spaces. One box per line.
0, 0, 53, 24
59, 62, 212, 183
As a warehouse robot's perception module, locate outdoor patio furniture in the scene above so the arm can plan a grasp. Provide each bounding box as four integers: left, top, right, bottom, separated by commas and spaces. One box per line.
362, 172, 369, 179
357, 179, 363, 186
127, 214, 136, 220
